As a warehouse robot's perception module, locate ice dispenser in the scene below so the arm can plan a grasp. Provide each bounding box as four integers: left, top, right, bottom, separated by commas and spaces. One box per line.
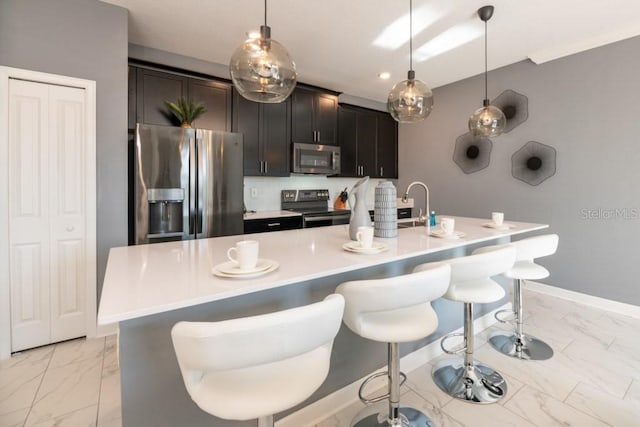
147, 188, 184, 237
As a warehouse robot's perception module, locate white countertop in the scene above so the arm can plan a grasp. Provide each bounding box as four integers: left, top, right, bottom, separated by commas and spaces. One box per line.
98, 216, 547, 325
243, 210, 302, 220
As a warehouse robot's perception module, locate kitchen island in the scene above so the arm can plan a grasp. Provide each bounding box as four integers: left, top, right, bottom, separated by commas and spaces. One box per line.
99, 216, 547, 427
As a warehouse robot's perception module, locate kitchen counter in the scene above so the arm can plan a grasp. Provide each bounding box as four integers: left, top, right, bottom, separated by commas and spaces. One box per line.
103, 216, 547, 427
99, 216, 546, 324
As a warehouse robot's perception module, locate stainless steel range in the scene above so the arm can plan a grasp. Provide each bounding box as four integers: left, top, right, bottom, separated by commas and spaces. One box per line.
281, 189, 350, 228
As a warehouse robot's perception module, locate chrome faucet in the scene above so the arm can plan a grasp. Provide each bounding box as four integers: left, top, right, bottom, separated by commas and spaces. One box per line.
402, 181, 430, 232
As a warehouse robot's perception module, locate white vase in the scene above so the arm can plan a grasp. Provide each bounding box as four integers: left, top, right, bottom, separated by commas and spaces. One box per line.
348, 176, 372, 240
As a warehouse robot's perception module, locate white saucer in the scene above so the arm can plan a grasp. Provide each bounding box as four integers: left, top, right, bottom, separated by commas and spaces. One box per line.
212, 259, 279, 279
482, 222, 515, 231
342, 241, 388, 254
429, 230, 466, 240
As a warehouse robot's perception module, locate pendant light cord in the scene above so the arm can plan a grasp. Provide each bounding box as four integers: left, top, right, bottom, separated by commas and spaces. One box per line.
264, 0, 267, 27
409, 0, 413, 72
484, 18, 488, 101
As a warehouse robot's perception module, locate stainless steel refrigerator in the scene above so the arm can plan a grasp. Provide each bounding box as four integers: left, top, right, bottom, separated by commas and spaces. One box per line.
133, 123, 244, 244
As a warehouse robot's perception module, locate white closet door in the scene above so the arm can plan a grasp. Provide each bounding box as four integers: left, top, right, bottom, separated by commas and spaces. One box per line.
9, 79, 87, 352
9, 79, 52, 351
48, 85, 86, 342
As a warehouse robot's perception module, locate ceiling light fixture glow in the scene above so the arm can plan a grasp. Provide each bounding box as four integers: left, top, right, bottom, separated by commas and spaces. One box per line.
378, 72, 391, 79
414, 21, 483, 62
373, 4, 447, 50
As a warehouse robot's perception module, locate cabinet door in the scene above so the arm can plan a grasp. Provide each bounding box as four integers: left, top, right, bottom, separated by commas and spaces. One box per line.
262, 100, 291, 176
357, 112, 378, 177
188, 79, 232, 131
376, 113, 398, 178
338, 107, 358, 177
232, 90, 262, 176
136, 68, 187, 126
128, 66, 137, 130
315, 93, 338, 145
291, 88, 316, 144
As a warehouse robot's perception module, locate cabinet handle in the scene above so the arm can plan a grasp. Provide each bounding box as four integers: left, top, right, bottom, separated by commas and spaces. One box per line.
317, 130, 320, 142
66, 226, 74, 232
264, 161, 268, 174
380, 166, 384, 176
259, 161, 263, 173
267, 222, 281, 227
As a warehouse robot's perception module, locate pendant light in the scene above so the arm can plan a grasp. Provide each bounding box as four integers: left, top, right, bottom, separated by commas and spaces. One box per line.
229, 0, 297, 103
468, 5, 505, 137
387, 0, 433, 123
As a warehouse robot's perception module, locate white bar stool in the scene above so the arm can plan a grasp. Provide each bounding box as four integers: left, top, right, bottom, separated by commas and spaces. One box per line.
488, 234, 559, 360
420, 245, 516, 404
170, 294, 345, 427
336, 262, 451, 427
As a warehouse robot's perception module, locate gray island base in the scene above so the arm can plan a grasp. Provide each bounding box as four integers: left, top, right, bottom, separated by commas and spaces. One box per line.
98, 216, 547, 426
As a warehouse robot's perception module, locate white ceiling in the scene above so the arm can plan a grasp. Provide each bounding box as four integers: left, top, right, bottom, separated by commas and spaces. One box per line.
102, 0, 640, 102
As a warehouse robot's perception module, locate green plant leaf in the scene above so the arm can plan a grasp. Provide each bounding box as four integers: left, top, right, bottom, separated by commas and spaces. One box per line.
165, 96, 207, 125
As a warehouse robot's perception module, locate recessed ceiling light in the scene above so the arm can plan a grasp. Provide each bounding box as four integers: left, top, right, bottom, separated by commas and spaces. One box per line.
378, 72, 391, 80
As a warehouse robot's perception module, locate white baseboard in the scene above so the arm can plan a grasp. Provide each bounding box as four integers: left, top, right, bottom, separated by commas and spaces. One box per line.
96, 322, 118, 337
525, 281, 640, 319
276, 303, 510, 427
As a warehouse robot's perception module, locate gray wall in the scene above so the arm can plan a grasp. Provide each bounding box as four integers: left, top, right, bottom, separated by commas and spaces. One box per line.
0, 0, 129, 301
399, 35, 640, 306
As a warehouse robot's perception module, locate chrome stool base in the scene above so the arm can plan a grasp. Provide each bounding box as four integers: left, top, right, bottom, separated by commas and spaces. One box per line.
352, 405, 435, 427
432, 358, 507, 404
489, 331, 554, 361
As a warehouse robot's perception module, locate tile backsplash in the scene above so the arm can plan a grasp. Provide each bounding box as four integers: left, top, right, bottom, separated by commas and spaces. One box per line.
244, 175, 395, 212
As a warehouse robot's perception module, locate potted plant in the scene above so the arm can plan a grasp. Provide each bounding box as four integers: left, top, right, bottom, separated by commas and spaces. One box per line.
165, 97, 207, 128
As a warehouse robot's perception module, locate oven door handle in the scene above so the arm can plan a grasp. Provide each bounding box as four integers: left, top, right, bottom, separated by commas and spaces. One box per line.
305, 214, 350, 222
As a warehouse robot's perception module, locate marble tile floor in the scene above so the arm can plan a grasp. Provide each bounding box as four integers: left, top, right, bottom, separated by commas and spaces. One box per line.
0, 334, 120, 427
1, 289, 639, 427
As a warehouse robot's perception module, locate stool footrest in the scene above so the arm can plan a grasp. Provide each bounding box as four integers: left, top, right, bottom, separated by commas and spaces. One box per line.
440, 332, 466, 355
494, 309, 517, 324
358, 371, 407, 404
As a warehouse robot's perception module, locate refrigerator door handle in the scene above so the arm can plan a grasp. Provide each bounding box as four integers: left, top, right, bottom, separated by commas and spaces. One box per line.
189, 135, 197, 236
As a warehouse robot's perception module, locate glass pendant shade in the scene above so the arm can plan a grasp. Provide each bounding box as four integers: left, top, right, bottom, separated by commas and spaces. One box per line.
388, 73, 433, 122
469, 101, 506, 137
230, 25, 297, 103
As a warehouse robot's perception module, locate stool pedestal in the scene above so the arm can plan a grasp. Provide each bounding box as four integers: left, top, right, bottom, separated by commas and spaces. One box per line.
489, 279, 554, 361
352, 343, 435, 427
432, 303, 507, 404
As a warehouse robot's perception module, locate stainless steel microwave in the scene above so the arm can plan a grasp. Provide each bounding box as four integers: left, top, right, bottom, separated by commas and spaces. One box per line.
292, 143, 341, 175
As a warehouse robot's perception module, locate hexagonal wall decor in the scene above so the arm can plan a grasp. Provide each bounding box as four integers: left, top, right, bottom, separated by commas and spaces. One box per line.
512, 141, 556, 186
492, 89, 528, 133
454, 132, 492, 174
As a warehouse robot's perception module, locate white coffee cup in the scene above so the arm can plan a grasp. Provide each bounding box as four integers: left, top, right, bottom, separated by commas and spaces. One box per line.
491, 212, 504, 226
440, 217, 455, 236
227, 240, 259, 270
356, 226, 374, 249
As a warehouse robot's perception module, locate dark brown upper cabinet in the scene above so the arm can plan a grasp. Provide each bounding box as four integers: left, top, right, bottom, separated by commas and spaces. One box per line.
291, 86, 339, 145
134, 67, 231, 131
232, 89, 291, 177
337, 104, 398, 179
